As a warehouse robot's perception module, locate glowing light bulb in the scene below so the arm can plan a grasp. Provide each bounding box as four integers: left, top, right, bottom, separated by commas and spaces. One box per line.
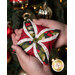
60, 0, 62, 3
40, 6, 42, 9
21, 6, 24, 10
52, 59, 55, 62
34, 6, 36, 9
65, 47, 67, 50
58, 48, 60, 51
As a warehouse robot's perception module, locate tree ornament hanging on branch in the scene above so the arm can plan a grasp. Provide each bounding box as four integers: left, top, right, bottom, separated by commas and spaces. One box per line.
38, 2, 52, 19
9, 0, 29, 10
52, 58, 64, 72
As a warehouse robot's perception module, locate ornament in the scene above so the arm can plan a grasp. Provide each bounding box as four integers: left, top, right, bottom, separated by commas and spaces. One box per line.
16, 19, 59, 65
19, 70, 27, 75
52, 58, 64, 72
7, 26, 13, 37
38, 2, 52, 19
7, 22, 13, 38
9, 0, 29, 10
7, 51, 11, 64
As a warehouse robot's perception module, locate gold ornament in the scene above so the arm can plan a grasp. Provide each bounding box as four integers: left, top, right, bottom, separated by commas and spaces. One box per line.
52, 58, 64, 72
22, 10, 36, 20
38, 2, 52, 19
19, 70, 27, 75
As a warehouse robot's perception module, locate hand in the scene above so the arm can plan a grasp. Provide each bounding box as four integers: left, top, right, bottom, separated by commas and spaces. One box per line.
11, 29, 53, 75
33, 19, 67, 48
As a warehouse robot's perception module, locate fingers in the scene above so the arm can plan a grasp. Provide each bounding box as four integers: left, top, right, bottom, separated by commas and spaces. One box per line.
33, 19, 62, 30
33, 19, 44, 25
11, 33, 18, 45
11, 28, 22, 45
15, 29, 22, 40
33, 19, 51, 27
15, 29, 19, 35
15, 28, 22, 35
11, 45, 29, 63
43, 64, 53, 75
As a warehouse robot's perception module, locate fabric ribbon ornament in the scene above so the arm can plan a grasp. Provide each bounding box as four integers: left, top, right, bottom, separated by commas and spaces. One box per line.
17, 19, 59, 65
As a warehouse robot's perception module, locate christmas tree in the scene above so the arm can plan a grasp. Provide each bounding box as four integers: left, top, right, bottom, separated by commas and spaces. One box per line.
7, 0, 67, 75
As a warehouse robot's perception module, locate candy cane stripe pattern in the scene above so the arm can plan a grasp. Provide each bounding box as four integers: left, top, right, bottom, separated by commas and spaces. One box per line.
17, 19, 59, 65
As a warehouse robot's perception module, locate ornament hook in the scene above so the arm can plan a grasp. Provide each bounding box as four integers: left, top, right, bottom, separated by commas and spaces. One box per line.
22, 12, 31, 20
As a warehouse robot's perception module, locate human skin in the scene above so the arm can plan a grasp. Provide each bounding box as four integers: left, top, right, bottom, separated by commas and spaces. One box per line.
33, 19, 67, 48
11, 19, 67, 75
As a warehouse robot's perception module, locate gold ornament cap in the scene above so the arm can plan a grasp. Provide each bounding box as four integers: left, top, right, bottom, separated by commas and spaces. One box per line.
52, 58, 64, 72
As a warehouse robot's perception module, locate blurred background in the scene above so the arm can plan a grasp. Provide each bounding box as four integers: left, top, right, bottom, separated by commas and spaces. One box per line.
7, 0, 67, 75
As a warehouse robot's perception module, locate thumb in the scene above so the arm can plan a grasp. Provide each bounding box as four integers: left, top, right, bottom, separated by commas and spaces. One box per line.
33, 19, 52, 27
11, 45, 29, 62
33, 19, 48, 26
33, 19, 43, 25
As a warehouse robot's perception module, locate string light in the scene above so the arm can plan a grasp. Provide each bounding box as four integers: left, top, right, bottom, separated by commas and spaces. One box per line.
34, 6, 37, 9
19, 1, 22, 3
40, 6, 42, 9
13, 1, 15, 4
52, 59, 55, 62
25, 5, 27, 8
25, 3, 28, 8
21, 5, 24, 10
57, 48, 60, 51
36, 11, 38, 13
65, 47, 67, 51
26, 3, 28, 6
60, 0, 62, 3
